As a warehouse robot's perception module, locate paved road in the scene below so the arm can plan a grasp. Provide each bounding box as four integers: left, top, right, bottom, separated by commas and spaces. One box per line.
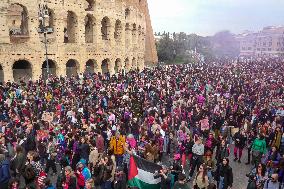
183, 144, 252, 189
19, 144, 252, 189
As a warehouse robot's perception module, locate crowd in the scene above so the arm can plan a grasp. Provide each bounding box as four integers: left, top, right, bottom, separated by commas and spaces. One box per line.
0, 58, 283, 189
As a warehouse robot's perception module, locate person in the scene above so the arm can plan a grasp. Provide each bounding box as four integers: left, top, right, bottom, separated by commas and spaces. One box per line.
182, 134, 194, 168
109, 132, 126, 167
189, 137, 204, 180
0, 154, 11, 189
251, 134, 267, 167
76, 159, 91, 181
45, 137, 57, 176
43, 178, 55, 189
247, 163, 267, 189
263, 173, 280, 189
215, 158, 233, 189
99, 155, 114, 189
56, 166, 77, 189
245, 130, 257, 165
193, 164, 209, 189
233, 129, 246, 163
85, 178, 95, 189
264, 146, 281, 176
10, 145, 26, 178
215, 139, 230, 165
173, 173, 190, 189
203, 150, 216, 183
8, 178, 20, 189
159, 165, 171, 189
113, 166, 127, 189
79, 137, 90, 164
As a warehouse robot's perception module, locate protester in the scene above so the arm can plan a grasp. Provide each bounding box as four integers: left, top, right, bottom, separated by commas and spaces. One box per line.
0, 58, 282, 189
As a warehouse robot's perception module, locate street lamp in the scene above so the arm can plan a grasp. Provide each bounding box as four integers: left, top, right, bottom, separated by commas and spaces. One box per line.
38, 4, 53, 79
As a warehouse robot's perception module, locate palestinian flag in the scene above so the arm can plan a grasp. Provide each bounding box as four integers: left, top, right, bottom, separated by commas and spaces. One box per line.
128, 155, 162, 189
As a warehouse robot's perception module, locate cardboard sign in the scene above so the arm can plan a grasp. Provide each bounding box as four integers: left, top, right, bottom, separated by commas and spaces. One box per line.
200, 118, 210, 131
37, 130, 49, 141
42, 112, 54, 123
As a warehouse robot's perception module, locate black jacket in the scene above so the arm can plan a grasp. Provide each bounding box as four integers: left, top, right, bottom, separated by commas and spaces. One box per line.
215, 164, 233, 189
233, 132, 246, 148
113, 174, 127, 189
56, 173, 77, 189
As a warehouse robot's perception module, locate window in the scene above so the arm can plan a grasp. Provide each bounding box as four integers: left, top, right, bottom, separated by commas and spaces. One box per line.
257, 48, 260, 51
268, 48, 271, 51
248, 47, 252, 50
269, 42, 272, 46
242, 47, 246, 50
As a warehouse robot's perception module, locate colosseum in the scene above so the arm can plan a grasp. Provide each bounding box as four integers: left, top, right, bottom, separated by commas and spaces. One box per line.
0, 0, 158, 82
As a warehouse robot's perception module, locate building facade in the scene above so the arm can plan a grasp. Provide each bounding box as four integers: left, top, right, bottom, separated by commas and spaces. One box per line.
238, 26, 284, 57
0, 0, 158, 82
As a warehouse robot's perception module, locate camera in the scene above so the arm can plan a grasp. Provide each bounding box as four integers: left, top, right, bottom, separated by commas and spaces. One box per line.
246, 173, 255, 181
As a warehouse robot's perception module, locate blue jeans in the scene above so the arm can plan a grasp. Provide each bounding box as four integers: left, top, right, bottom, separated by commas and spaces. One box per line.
218, 176, 224, 189
101, 180, 112, 189
116, 154, 123, 167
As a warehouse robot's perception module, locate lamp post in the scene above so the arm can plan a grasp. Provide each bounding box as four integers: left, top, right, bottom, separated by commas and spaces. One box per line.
38, 4, 53, 79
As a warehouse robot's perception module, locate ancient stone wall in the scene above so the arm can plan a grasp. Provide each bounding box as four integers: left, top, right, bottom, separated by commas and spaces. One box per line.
0, 0, 157, 82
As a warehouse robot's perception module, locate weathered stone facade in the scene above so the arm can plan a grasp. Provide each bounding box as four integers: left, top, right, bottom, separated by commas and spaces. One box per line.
0, 0, 158, 82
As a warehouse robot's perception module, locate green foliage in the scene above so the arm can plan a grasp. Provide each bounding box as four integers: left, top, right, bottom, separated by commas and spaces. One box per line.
156, 31, 240, 64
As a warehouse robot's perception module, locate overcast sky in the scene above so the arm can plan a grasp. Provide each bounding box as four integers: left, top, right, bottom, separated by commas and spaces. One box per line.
148, 0, 284, 36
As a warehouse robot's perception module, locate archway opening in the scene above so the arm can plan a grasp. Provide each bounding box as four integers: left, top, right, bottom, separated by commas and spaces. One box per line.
114, 20, 122, 41
101, 59, 109, 74
132, 58, 137, 70
66, 59, 78, 77
13, 60, 32, 82
42, 59, 57, 80
85, 0, 95, 11
125, 8, 130, 19
132, 23, 137, 43
125, 58, 130, 72
125, 23, 130, 48
85, 59, 97, 74
138, 25, 142, 43
65, 11, 78, 43
115, 59, 122, 73
7, 4, 29, 43
85, 14, 95, 43
101, 17, 110, 40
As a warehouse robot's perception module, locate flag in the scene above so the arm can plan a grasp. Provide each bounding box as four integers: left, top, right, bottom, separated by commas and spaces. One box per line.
128, 155, 162, 189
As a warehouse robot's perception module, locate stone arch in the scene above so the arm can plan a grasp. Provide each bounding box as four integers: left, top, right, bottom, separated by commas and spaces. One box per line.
132, 57, 137, 70
66, 59, 79, 77
114, 20, 122, 41
7, 3, 29, 43
114, 58, 122, 73
0, 65, 4, 83
125, 8, 130, 19
42, 59, 57, 79
101, 59, 110, 74
85, 14, 95, 43
101, 17, 111, 40
85, 0, 95, 11
85, 59, 98, 74
65, 11, 78, 43
13, 59, 32, 82
125, 57, 130, 71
